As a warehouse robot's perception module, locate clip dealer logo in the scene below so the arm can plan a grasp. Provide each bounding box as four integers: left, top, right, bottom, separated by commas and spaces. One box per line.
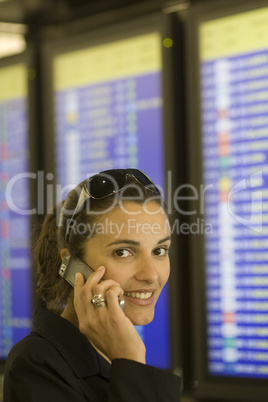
228, 171, 263, 233
3, 170, 265, 235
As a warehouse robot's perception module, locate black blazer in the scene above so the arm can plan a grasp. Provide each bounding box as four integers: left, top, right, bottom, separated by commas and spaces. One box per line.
4, 303, 181, 401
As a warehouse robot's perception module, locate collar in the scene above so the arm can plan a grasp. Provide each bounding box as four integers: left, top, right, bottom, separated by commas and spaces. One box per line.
32, 300, 111, 379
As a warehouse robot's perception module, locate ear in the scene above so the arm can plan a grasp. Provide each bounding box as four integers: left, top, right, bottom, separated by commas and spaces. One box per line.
60, 248, 68, 260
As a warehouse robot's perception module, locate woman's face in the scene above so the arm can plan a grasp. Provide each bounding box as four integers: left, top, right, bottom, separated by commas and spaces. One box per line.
83, 201, 171, 326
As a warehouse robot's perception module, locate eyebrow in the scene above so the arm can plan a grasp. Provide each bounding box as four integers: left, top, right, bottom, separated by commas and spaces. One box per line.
106, 236, 171, 247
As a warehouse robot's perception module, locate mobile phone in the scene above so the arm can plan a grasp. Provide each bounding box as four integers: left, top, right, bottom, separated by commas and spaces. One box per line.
59, 251, 94, 287
59, 251, 124, 310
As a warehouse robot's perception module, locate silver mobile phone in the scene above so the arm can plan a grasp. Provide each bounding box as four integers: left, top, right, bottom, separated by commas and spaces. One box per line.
59, 251, 124, 309
59, 251, 94, 286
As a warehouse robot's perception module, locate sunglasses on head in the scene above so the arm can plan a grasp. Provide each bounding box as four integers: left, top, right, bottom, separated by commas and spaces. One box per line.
65, 168, 161, 243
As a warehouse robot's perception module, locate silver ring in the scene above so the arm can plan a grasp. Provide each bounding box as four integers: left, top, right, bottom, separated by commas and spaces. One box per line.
91, 294, 107, 308
94, 300, 107, 308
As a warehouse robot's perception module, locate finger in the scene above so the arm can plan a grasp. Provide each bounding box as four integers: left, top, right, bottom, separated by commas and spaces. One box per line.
92, 279, 121, 297
87, 265, 106, 284
80, 266, 106, 294
74, 272, 85, 303
75, 272, 85, 289
74, 266, 105, 293
91, 282, 122, 313
74, 272, 87, 312
106, 286, 124, 311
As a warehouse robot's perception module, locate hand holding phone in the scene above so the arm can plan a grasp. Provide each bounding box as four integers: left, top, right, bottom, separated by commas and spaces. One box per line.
74, 265, 146, 363
59, 251, 124, 309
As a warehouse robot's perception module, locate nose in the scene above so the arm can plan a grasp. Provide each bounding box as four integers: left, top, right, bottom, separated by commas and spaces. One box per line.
134, 255, 159, 284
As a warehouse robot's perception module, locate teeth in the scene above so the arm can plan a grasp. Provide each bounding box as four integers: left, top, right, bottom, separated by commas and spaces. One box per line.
124, 291, 152, 299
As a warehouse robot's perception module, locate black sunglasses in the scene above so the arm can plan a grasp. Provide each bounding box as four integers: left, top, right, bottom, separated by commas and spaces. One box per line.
65, 169, 161, 243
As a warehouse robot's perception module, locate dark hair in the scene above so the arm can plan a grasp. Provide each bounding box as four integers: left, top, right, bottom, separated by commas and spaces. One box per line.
33, 175, 165, 314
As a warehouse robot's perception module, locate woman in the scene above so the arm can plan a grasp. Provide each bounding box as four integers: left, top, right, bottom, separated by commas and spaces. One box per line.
4, 169, 181, 401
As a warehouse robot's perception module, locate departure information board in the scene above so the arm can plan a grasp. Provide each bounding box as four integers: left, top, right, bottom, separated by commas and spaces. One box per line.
0, 64, 32, 359
53, 32, 170, 368
200, 7, 268, 378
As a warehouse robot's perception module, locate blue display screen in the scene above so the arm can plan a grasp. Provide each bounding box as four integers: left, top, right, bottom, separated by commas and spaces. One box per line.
53, 32, 171, 369
200, 9, 268, 379
0, 64, 32, 359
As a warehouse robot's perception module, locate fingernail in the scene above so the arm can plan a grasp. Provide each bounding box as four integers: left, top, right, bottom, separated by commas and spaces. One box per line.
97, 266, 105, 271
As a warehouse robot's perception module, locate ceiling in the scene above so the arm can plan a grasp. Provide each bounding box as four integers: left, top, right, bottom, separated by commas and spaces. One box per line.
0, 0, 162, 24
0, 0, 214, 25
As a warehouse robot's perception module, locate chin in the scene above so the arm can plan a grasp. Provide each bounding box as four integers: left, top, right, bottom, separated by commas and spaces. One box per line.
129, 311, 155, 326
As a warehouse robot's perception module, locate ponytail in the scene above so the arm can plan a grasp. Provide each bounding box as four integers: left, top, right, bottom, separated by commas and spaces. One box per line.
32, 204, 71, 314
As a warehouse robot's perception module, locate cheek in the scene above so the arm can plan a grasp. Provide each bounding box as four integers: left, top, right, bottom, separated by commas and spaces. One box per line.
160, 262, 170, 287
104, 265, 128, 285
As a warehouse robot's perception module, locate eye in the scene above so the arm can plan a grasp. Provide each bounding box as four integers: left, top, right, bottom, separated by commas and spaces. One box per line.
114, 248, 132, 258
153, 247, 169, 257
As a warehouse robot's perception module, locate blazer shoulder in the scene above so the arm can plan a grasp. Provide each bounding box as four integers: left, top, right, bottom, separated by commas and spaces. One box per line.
5, 332, 60, 370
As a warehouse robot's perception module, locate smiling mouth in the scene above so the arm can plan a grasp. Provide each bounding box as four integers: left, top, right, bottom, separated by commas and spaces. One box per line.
124, 291, 153, 300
